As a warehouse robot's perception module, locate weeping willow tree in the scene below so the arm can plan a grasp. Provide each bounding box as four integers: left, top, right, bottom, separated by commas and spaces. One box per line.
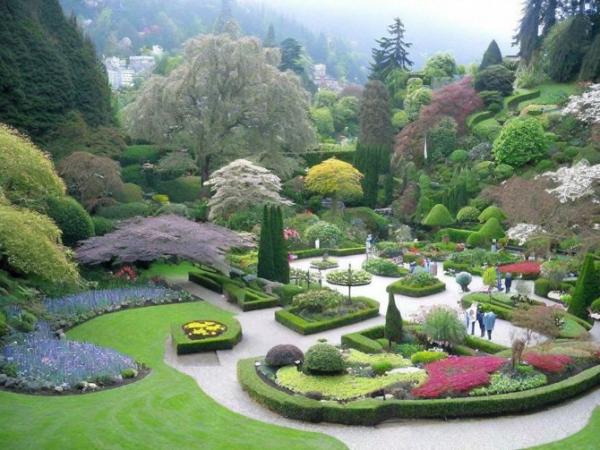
124, 34, 316, 180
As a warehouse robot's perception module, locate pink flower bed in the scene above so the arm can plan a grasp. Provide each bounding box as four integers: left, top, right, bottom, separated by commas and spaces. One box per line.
498, 261, 541, 275
523, 353, 572, 373
412, 356, 506, 398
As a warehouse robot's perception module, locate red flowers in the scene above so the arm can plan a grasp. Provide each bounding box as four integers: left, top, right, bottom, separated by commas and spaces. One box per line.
498, 261, 541, 275
523, 353, 572, 373
115, 265, 137, 281
412, 356, 505, 398
283, 228, 300, 241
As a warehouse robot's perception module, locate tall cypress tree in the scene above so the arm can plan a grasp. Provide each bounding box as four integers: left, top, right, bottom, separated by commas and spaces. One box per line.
568, 253, 600, 319
257, 205, 275, 281
271, 206, 289, 284
480, 40, 503, 70
384, 292, 403, 348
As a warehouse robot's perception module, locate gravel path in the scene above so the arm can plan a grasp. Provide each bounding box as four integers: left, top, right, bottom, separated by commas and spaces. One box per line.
165, 255, 600, 450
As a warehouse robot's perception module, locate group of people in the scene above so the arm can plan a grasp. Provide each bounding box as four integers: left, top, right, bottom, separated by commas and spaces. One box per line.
466, 303, 497, 340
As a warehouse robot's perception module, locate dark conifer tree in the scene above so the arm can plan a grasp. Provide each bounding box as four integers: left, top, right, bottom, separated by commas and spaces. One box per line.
257, 205, 275, 281
264, 24, 276, 48
580, 33, 600, 81
384, 292, 403, 348
479, 40, 503, 70
370, 18, 413, 81
514, 0, 544, 62
568, 254, 600, 319
271, 207, 289, 283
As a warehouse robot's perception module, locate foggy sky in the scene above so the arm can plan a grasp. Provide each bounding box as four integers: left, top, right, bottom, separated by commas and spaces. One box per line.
248, 0, 524, 66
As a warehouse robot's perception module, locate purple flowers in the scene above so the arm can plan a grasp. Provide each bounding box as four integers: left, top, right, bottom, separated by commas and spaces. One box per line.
2, 323, 135, 387
43, 287, 182, 318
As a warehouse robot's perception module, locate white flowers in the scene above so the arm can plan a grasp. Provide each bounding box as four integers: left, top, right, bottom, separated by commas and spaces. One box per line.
537, 160, 600, 203
507, 224, 546, 245
562, 84, 600, 124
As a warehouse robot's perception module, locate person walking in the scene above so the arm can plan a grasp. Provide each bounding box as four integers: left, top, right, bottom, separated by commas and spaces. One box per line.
464, 309, 471, 332
468, 304, 478, 335
505, 272, 513, 294
476, 306, 485, 338
483, 311, 497, 340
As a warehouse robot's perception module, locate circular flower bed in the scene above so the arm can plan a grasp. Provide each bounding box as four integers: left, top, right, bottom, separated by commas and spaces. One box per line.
182, 320, 227, 340
326, 269, 372, 286
362, 258, 408, 277
310, 258, 339, 270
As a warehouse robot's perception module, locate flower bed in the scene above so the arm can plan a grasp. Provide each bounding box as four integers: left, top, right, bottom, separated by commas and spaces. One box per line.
523, 353, 572, 373
498, 261, 542, 277
170, 316, 242, 354
326, 269, 372, 286
310, 258, 339, 270
387, 273, 446, 297
362, 258, 409, 277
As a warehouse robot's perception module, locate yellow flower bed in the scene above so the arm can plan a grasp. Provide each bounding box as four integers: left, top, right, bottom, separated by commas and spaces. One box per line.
182, 320, 228, 340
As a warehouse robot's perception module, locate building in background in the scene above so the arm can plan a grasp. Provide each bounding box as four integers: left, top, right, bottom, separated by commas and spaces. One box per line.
104, 54, 156, 90
313, 63, 343, 92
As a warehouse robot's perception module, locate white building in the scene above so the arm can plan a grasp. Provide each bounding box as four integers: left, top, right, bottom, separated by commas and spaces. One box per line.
129, 55, 156, 74
313, 64, 343, 92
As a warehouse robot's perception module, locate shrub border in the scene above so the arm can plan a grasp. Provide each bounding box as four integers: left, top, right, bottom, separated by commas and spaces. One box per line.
293, 247, 366, 259
238, 357, 600, 425
387, 279, 446, 297
274, 296, 379, 335
170, 317, 242, 354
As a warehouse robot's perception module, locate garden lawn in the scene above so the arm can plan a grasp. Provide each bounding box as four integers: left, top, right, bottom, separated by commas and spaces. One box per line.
141, 261, 198, 280
518, 82, 580, 109
533, 405, 600, 449
0, 302, 344, 450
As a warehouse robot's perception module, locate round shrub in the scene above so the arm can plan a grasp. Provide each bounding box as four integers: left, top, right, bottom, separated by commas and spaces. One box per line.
560, 294, 572, 305
479, 217, 505, 240
45, 196, 94, 246
422, 204, 454, 227
157, 176, 202, 203
115, 183, 144, 203
91, 216, 113, 236
305, 221, 343, 248
591, 298, 600, 314
456, 206, 480, 223
152, 194, 169, 204
449, 149, 469, 163
304, 343, 345, 374
478, 206, 507, 223
362, 258, 407, 277
493, 118, 548, 167
292, 288, 344, 314
466, 232, 490, 248
265, 345, 304, 368
474, 64, 515, 96
411, 350, 448, 365
371, 361, 393, 376
494, 164, 515, 180
534, 278, 554, 298
455, 272, 473, 291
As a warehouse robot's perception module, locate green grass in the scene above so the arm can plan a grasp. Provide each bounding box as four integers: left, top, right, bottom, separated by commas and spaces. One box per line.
141, 261, 199, 280
0, 302, 344, 450
532, 406, 600, 449
518, 82, 580, 109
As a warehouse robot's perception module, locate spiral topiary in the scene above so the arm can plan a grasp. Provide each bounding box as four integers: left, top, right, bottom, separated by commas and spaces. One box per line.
304, 343, 345, 374
265, 344, 304, 368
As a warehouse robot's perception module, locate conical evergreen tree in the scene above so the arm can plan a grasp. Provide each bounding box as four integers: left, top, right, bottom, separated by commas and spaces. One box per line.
480, 40, 503, 70
514, 0, 543, 63
270, 206, 289, 283
384, 292, 403, 348
214, 0, 234, 34
257, 205, 275, 280
370, 17, 413, 81
568, 254, 600, 319
264, 24, 276, 48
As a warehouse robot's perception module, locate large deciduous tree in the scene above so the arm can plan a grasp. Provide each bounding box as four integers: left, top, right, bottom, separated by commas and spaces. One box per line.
204, 159, 292, 221
124, 34, 316, 180
370, 18, 413, 81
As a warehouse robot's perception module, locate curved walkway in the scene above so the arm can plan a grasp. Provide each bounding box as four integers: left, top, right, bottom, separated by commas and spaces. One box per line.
166, 255, 600, 450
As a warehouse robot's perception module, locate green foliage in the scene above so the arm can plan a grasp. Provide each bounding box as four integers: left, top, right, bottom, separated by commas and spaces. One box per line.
478, 206, 507, 223
580, 33, 600, 82
120, 145, 164, 165
474, 65, 515, 96
455, 272, 473, 289
370, 18, 413, 80
371, 360, 393, 376
543, 15, 591, 83
0, 204, 78, 285
470, 370, 547, 396
45, 196, 94, 247
257, 205, 275, 281
428, 117, 458, 160
387, 274, 446, 297
568, 254, 600, 320
0, 125, 65, 208
326, 270, 372, 286
482, 267, 497, 290
358, 80, 393, 148
311, 107, 335, 138
590, 298, 600, 314
304, 343, 345, 374
91, 216, 113, 237
305, 158, 363, 202
392, 110, 409, 130
156, 176, 202, 203
456, 206, 480, 223
96, 202, 151, 220
363, 258, 408, 277
115, 183, 144, 204
410, 350, 448, 365
480, 40, 503, 70
493, 164, 515, 180
422, 204, 454, 227
534, 278, 555, 298
479, 218, 505, 240
466, 232, 490, 248
305, 221, 343, 248
422, 306, 466, 347
292, 288, 344, 314
423, 53, 457, 81
405, 86, 433, 119
170, 317, 242, 355
449, 149, 469, 164
384, 292, 403, 345
493, 118, 548, 167
479, 90, 504, 112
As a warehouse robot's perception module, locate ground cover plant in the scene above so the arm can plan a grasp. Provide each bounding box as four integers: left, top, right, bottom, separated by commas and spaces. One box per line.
326, 269, 372, 286
387, 272, 446, 297
362, 258, 409, 277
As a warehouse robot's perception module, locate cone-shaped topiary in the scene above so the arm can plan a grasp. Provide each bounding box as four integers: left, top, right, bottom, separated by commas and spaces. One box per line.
568, 254, 600, 320
422, 204, 454, 227
478, 205, 506, 223
257, 205, 275, 280
479, 217, 505, 240
480, 40, 503, 70
466, 231, 490, 248
304, 343, 345, 374
384, 292, 403, 347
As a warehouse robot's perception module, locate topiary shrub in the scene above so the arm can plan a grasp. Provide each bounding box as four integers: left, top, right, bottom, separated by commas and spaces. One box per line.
91, 216, 113, 236
449, 149, 469, 164
422, 204, 454, 227
45, 196, 94, 246
156, 176, 202, 203
115, 183, 144, 203
265, 345, 304, 368
493, 118, 548, 167
479, 218, 505, 240
456, 206, 480, 223
466, 232, 490, 248
455, 272, 473, 292
478, 206, 507, 223
474, 64, 515, 96
304, 343, 345, 374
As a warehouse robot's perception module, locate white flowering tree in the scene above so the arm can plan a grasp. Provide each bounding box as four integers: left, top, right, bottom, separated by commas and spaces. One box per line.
205, 159, 292, 221
562, 84, 600, 124
538, 160, 600, 203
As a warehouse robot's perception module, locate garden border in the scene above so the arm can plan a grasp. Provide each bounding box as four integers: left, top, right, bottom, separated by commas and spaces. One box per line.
238, 357, 600, 425
387, 279, 446, 297
170, 317, 242, 354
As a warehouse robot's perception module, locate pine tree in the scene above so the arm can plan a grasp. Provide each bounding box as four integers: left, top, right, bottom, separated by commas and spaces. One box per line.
384, 292, 403, 348
279, 38, 304, 74
257, 205, 275, 280
370, 18, 413, 81
514, 0, 543, 63
480, 40, 503, 70
580, 33, 600, 82
568, 254, 600, 319
264, 24, 276, 48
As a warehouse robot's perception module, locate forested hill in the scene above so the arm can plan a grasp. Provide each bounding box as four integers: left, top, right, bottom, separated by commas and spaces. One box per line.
0, 0, 113, 141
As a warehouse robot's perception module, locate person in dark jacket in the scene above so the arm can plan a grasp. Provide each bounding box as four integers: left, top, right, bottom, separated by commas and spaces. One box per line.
476, 306, 485, 337
505, 272, 513, 293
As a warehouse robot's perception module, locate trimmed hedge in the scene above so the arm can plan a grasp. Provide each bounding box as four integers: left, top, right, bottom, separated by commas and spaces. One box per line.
463, 335, 509, 354
387, 279, 446, 297
436, 228, 476, 243
238, 358, 600, 424
467, 110, 495, 129
171, 317, 242, 354
223, 283, 280, 312
341, 325, 386, 353
443, 260, 484, 276
188, 269, 242, 294
274, 284, 307, 306
275, 296, 379, 335
293, 247, 366, 259
506, 89, 541, 110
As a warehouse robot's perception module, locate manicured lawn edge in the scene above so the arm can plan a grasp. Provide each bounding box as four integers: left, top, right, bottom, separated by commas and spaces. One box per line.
387, 280, 446, 297
223, 283, 280, 311
238, 357, 600, 425
274, 297, 379, 335
292, 247, 366, 259
170, 317, 242, 354
341, 325, 386, 353
463, 335, 509, 354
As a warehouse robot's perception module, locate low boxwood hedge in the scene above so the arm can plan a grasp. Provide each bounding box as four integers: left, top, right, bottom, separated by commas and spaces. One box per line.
238, 357, 600, 425
223, 283, 280, 311
443, 260, 484, 276
387, 279, 446, 297
506, 89, 541, 110
275, 296, 379, 335
436, 228, 476, 243
463, 335, 509, 354
341, 325, 386, 353
293, 247, 366, 259
171, 317, 242, 354
467, 110, 495, 129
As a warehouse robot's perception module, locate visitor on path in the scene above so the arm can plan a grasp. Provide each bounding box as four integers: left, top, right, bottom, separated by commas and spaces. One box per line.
483, 311, 497, 340
505, 272, 513, 293
409, 261, 417, 273
468, 304, 478, 335
476, 306, 485, 337
430, 261, 438, 276
464, 309, 471, 331
491, 239, 497, 253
